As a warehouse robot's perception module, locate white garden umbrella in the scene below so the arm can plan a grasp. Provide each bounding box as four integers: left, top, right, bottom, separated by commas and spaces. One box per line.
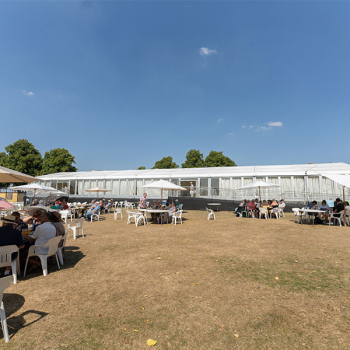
85, 186, 110, 198
0, 165, 36, 183
238, 181, 281, 201
141, 180, 186, 203
9, 183, 64, 201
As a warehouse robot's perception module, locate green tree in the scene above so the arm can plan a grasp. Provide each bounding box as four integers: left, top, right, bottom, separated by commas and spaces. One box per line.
0, 139, 43, 176
152, 156, 178, 169
182, 149, 205, 168
138, 166, 146, 170
41, 148, 77, 175
204, 151, 236, 167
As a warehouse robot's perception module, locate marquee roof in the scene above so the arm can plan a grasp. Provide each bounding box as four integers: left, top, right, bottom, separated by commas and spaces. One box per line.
37, 162, 350, 181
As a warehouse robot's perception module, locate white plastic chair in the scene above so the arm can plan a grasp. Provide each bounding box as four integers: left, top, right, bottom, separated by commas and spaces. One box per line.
292, 208, 301, 223
0, 246, 19, 284
259, 207, 268, 220
328, 211, 344, 226
57, 232, 68, 266
91, 210, 100, 222
114, 208, 123, 220
67, 218, 85, 239
126, 210, 137, 225
60, 210, 69, 224
172, 210, 183, 225
24, 236, 61, 277
270, 208, 280, 219
0, 276, 12, 343
136, 213, 146, 227
206, 207, 215, 220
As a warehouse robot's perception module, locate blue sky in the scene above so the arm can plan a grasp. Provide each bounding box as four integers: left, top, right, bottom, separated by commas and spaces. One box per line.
1, 1, 349, 171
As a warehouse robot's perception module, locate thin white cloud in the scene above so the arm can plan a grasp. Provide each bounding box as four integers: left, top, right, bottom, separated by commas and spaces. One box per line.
199, 47, 217, 56
268, 121, 283, 127
217, 118, 224, 123
242, 125, 246, 129
261, 126, 272, 131
22, 90, 35, 96
249, 125, 254, 129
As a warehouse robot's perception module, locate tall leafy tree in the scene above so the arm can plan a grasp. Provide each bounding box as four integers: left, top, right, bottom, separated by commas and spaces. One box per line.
182, 149, 205, 168
0, 139, 43, 176
204, 151, 236, 167
152, 156, 178, 169
138, 166, 146, 170
41, 148, 77, 175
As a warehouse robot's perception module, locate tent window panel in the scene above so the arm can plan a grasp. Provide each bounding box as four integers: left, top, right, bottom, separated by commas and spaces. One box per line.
77, 181, 83, 195
136, 180, 144, 196
294, 177, 305, 199
111, 180, 119, 195
120, 180, 127, 196
83, 181, 91, 195
70, 181, 75, 195
127, 180, 135, 196
97, 180, 104, 188
322, 178, 335, 196
280, 177, 292, 198
308, 177, 319, 196
105, 180, 112, 191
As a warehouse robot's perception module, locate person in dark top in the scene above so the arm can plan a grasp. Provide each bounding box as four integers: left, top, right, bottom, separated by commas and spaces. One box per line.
12, 211, 28, 233
0, 215, 25, 276
333, 198, 344, 217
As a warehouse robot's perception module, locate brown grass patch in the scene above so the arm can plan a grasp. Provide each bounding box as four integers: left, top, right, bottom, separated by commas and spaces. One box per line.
3, 211, 350, 349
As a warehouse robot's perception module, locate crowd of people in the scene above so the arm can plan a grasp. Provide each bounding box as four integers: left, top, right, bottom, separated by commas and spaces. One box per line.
139, 193, 181, 224
234, 198, 286, 218
304, 198, 350, 224
0, 208, 66, 274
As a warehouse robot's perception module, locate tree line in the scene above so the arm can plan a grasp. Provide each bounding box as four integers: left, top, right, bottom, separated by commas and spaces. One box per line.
138, 149, 236, 170
0, 139, 77, 177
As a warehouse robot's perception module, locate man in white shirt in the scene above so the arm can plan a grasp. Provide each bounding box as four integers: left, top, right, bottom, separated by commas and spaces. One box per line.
24, 211, 56, 256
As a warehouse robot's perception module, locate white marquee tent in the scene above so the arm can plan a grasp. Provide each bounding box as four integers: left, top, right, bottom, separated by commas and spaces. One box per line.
36, 162, 350, 202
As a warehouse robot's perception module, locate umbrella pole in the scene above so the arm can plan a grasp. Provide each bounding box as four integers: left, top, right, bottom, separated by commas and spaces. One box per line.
343, 186, 345, 202
33, 189, 36, 203
259, 187, 261, 202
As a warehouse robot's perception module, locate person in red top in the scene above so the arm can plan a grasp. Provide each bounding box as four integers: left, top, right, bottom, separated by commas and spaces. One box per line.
61, 199, 69, 210
248, 199, 256, 218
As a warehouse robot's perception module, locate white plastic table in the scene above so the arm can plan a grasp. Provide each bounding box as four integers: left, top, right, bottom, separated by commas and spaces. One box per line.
140, 209, 169, 225
207, 203, 221, 211
298, 209, 326, 226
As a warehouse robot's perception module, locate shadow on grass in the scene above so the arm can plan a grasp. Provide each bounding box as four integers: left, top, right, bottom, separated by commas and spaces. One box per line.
0, 293, 48, 341
20, 246, 85, 281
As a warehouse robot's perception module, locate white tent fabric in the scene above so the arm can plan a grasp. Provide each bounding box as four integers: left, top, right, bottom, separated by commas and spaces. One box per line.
322, 174, 350, 188
37, 162, 350, 181
85, 187, 110, 192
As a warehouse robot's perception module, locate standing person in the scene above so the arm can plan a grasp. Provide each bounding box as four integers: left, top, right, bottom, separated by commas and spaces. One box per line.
190, 182, 194, 197
140, 193, 147, 209
0, 215, 25, 276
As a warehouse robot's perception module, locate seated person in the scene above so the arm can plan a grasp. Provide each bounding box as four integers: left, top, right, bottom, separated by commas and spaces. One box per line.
0, 215, 25, 276
12, 211, 28, 233
235, 199, 246, 217
51, 211, 65, 237
85, 202, 101, 221
162, 202, 177, 224
332, 198, 344, 218
61, 200, 69, 210
278, 199, 286, 210
175, 199, 180, 208
318, 200, 329, 221
23, 211, 56, 270
50, 202, 57, 209
23, 210, 43, 234
38, 200, 45, 207
248, 200, 256, 218
306, 201, 317, 209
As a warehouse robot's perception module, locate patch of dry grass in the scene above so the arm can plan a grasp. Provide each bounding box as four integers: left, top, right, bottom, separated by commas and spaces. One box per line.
3, 211, 350, 349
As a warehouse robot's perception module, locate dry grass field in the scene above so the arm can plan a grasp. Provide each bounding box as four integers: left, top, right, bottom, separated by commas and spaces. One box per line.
2, 210, 350, 349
